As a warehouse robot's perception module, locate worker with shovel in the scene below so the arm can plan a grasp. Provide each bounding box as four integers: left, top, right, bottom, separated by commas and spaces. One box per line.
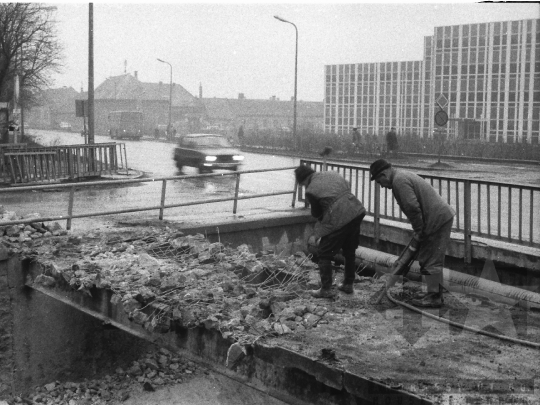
370, 159, 455, 307
295, 163, 366, 299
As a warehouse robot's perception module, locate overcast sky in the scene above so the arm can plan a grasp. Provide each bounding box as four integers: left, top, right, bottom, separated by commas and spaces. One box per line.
50, 1, 539, 102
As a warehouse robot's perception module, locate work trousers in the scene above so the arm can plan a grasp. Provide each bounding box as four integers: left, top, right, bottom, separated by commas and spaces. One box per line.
417, 217, 453, 293
317, 215, 363, 289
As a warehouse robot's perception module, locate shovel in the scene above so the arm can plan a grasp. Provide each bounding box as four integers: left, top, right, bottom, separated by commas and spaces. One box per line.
374, 236, 420, 304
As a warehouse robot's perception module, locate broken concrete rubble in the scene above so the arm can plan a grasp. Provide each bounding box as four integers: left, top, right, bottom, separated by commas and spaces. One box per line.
3, 212, 540, 404
28, 228, 330, 347
10, 347, 206, 405
0, 207, 67, 256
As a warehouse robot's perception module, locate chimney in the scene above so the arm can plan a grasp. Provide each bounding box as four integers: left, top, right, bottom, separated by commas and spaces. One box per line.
199, 82, 203, 99
238, 93, 245, 100
134, 71, 138, 79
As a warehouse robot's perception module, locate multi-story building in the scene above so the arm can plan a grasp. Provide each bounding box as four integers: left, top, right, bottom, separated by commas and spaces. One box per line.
325, 18, 539, 144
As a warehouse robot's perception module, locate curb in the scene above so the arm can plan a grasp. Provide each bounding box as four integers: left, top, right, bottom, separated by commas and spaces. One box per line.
99, 168, 145, 181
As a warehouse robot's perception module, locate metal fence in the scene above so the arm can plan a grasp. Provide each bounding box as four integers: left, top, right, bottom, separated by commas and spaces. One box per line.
0, 166, 298, 231
1, 157, 538, 255
300, 159, 540, 254
0, 143, 127, 185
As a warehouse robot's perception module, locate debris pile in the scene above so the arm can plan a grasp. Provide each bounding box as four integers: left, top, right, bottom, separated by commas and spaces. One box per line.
11, 347, 206, 405
0, 207, 67, 254
31, 229, 337, 346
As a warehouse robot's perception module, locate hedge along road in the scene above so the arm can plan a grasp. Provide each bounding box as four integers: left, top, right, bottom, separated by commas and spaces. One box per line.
6, 130, 540, 232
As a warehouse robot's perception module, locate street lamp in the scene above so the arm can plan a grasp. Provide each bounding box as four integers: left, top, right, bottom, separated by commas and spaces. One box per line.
157, 58, 173, 139
274, 15, 298, 149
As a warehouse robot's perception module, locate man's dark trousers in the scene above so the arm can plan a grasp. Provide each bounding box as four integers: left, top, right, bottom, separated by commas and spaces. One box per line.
317, 215, 363, 289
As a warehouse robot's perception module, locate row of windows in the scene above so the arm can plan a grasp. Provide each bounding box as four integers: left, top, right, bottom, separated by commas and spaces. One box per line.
326, 97, 540, 110
436, 19, 537, 38
489, 121, 540, 131
325, 119, 540, 132
325, 62, 424, 77
326, 64, 536, 90
434, 32, 539, 50
326, 72, 425, 83
328, 106, 423, 117
434, 44, 539, 60
432, 74, 535, 90
325, 118, 424, 128
432, 62, 537, 76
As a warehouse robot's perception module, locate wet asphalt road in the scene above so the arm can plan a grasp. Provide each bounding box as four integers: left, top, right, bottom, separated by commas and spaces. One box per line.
7, 131, 302, 228
6, 130, 540, 232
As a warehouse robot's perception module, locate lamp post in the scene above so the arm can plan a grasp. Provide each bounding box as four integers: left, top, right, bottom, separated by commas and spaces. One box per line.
274, 15, 298, 149
157, 58, 172, 140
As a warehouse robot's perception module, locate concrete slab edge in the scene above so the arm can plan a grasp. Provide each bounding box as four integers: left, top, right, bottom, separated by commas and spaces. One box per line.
20, 262, 434, 405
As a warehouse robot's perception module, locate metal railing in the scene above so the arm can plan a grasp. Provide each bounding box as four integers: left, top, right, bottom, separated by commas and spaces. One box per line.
0, 166, 298, 230
0, 143, 128, 184
2, 156, 537, 255
300, 159, 540, 253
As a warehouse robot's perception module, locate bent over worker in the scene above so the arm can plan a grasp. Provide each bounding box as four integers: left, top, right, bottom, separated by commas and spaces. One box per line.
294, 165, 366, 298
370, 159, 455, 308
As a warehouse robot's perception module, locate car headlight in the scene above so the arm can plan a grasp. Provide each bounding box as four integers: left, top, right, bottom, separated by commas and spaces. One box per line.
205, 156, 217, 162
233, 155, 244, 161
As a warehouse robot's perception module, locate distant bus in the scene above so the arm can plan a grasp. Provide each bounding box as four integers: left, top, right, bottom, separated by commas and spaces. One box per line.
108, 111, 143, 141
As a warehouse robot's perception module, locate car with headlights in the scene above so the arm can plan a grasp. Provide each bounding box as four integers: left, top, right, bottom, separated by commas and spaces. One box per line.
173, 133, 244, 173
58, 121, 72, 132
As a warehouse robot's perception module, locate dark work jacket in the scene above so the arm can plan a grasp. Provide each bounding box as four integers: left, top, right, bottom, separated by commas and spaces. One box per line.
305, 171, 366, 238
389, 168, 455, 237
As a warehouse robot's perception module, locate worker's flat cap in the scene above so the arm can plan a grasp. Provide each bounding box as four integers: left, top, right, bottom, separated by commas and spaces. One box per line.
370, 159, 392, 181
294, 165, 315, 183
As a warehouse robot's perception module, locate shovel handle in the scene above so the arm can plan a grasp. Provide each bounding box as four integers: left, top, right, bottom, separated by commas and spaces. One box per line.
374, 286, 387, 304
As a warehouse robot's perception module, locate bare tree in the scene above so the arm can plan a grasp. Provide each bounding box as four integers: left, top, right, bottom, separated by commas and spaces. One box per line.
0, 3, 64, 106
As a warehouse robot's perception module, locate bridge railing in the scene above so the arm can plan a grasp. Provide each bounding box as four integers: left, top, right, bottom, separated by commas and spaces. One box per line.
0, 143, 127, 184
0, 166, 298, 231
300, 159, 540, 254
2, 158, 537, 254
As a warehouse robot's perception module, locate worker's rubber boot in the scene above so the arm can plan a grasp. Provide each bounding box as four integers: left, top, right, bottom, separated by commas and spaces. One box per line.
338, 254, 356, 294
311, 260, 335, 298
337, 283, 353, 294
411, 273, 443, 308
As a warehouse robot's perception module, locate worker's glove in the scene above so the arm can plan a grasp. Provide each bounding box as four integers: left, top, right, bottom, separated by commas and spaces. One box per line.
411, 232, 425, 249
307, 235, 321, 247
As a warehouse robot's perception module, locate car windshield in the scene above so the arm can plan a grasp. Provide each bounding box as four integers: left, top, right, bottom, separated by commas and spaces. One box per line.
185, 136, 231, 148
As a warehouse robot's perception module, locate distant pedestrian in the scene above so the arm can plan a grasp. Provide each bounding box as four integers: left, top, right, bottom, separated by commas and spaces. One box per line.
154, 127, 159, 139
370, 159, 455, 308
351, 127, 361, 152
386, 127, 398, 156
237, 125, 245, 145
294, 165, 366, 298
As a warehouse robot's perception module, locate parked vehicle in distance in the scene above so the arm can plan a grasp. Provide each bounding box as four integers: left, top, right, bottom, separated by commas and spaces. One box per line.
59, 122, 72, 132
108, 111, 143, 140
173, 133, 244, 173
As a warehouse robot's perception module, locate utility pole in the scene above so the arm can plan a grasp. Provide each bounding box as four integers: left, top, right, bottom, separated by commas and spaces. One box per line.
88, 3, 95, 145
